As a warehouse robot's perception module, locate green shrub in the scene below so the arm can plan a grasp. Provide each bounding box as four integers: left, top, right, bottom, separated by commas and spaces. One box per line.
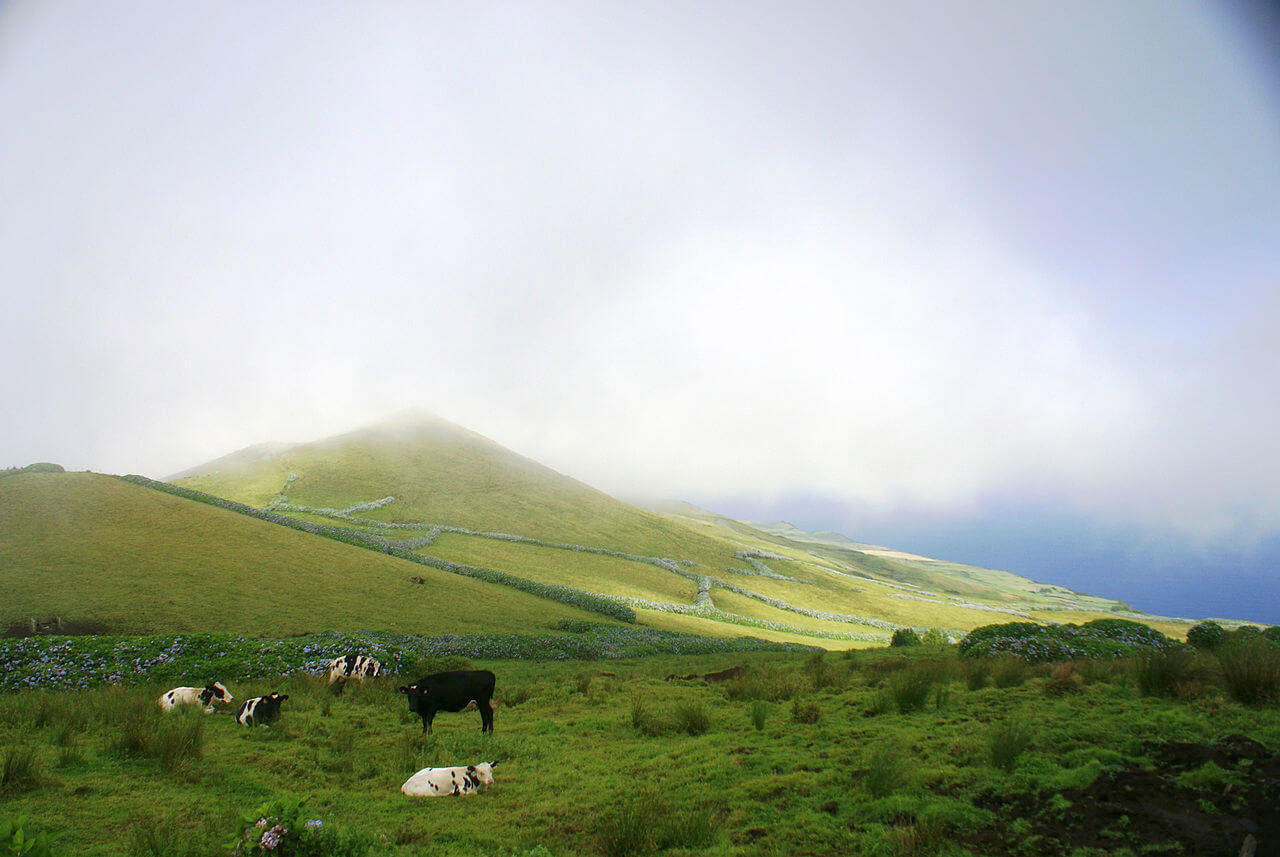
1262, 626, 1280, 645
1217, 638, 1280, 706
1186, 621, 1227, 651
0, 814, 54, 857
989, 721, 1033, 771
959, 620, 1175, 662
921, 628, 949, 649
890, 628, 921, 648
154, 714, 204, 775
963, 660, 990, 690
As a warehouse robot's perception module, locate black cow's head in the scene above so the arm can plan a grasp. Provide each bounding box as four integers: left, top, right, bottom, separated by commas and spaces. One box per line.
398, 684, 419, 712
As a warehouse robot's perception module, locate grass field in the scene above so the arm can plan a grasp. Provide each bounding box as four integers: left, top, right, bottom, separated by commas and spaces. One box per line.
0, 473, 601, 636
2, 646, 1277, 856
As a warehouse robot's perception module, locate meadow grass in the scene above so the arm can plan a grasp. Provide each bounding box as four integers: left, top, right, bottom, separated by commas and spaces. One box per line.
1, 648, 1278, 856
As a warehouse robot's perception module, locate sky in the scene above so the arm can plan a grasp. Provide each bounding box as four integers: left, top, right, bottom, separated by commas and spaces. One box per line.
3, 1, 1279, 622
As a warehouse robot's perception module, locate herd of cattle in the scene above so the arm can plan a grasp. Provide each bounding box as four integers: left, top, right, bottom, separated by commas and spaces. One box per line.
156, 655, 501, 796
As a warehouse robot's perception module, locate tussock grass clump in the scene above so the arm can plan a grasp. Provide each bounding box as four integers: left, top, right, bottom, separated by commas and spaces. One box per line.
2, 745, 44, 794
989, 720, 1033, 771
790, 697, 820, 724
1217, 639, 1280, 706
574, 673, 593, 695
598, 790, 719, 856
1043, 662, 1084, 696
672, 701, 711, 736
154, 714, 204, 775
991, 656, 1031, 688
804, 651, 844, 689
864, 745, 905, 798
723, 664, 802, 702
504, 685, 532, 707
1135, 648, 1206, 698
748, 700, 769, 731
963, 660, 991, 690
629, 696, 665, 737
889, 668, 935, 713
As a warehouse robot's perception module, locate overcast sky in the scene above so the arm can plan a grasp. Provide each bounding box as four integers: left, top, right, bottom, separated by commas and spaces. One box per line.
3, 2, 1278, 617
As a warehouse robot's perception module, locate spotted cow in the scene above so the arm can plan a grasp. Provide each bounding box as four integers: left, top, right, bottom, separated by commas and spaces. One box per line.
235, 692, 288, 727
327, 654, 382, 686
401, 761, 497, 797
157, 682, 233, 714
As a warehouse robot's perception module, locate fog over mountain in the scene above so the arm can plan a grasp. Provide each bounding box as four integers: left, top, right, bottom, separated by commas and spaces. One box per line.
2, 2, 1278, 621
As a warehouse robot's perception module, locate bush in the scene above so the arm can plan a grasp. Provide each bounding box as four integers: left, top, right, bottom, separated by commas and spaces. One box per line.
630, 697, 664, 737
0, 814, 54, 857
921, 628, 949, 649
959, 620, 1176, 663
890, 629, 921, 648
1187, 621, 1227, 651
989, 721, 1033, 771
228, 794, 367, 857
1217, 638, 1280, 706
748, 700, 768, 731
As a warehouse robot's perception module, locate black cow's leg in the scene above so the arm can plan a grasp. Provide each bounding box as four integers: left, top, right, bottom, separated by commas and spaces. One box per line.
479, 701, 493, 734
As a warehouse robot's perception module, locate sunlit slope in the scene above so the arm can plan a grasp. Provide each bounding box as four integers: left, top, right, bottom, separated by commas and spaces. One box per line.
173, 414, 743, 568
0, 472, 603, 636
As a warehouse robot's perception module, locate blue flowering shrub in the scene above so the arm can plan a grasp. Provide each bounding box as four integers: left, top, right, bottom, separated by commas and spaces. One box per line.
0, 626, 812, 692
958, 620, 1177, 663
1186, 621, 1228, 651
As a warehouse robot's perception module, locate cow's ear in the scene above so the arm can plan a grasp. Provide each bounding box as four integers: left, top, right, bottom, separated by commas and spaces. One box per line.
489, 760, 499, 768
467, 765, 476, 772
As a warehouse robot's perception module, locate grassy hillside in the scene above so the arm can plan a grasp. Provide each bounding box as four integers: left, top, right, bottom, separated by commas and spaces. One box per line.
172, 414, 743, 567
0, 472, 603, 636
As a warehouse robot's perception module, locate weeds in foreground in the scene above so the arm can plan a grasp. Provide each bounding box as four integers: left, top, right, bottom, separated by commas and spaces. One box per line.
1135, 648, 1205, 698
1, 745, 43, 795
748, 700, 769, 731
890, 669, 934, 713
672, 701, 710, 736
865, 745, 905, 798
991, 656, 1031, 689
598, 790, 719, 856
989, 720, 1033, 771
790, 697, 820, 724
724, 664, 802, 702
629, 696, 664, 737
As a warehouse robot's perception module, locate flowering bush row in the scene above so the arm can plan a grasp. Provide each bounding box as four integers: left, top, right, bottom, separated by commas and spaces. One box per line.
733, 555, 805, 583
0, 626, 814, 692
957, 619, 1179, 663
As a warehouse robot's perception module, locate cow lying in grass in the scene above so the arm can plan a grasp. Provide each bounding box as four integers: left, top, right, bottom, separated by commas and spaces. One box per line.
401, 762, 497, 797
236, 693, 287, 727
398, 670, 497, 733
157, 682, 233, 713
327, 654, 381, 686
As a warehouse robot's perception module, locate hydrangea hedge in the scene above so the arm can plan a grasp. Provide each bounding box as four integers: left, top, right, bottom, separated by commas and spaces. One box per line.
957, 619, 1179, 662
0, 622, 815, 693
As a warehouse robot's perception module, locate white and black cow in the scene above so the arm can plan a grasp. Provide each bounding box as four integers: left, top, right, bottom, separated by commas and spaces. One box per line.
157, 682, 233, 714
398, 670, 497, 734
235, 692, 288, 727
401, 761, 497, 797
327, 654, 382, 686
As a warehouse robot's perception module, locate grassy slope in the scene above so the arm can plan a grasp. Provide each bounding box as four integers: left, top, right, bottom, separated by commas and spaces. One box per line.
3, 648, 1277, 857
0, 472, 601, 636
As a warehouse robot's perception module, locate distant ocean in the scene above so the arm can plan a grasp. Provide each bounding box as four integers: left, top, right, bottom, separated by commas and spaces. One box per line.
699, 494, 1280, 626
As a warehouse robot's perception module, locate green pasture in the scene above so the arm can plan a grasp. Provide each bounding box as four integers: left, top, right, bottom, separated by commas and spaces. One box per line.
3, 647, 1277, 856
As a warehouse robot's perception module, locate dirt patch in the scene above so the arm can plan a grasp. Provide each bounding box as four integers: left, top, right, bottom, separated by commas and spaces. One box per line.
967, 735, 1279, 856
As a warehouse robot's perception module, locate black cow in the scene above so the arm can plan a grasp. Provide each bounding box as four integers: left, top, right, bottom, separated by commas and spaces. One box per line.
398, 670, 496, 734
236, 692, 288, 727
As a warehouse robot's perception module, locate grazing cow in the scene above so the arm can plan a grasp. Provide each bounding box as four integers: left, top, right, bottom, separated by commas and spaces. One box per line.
327, 654, 382, 686
236, 693, 288, 727
158, 682, 233, 714
398, 670, 496, 734
401, 762, 497, 797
